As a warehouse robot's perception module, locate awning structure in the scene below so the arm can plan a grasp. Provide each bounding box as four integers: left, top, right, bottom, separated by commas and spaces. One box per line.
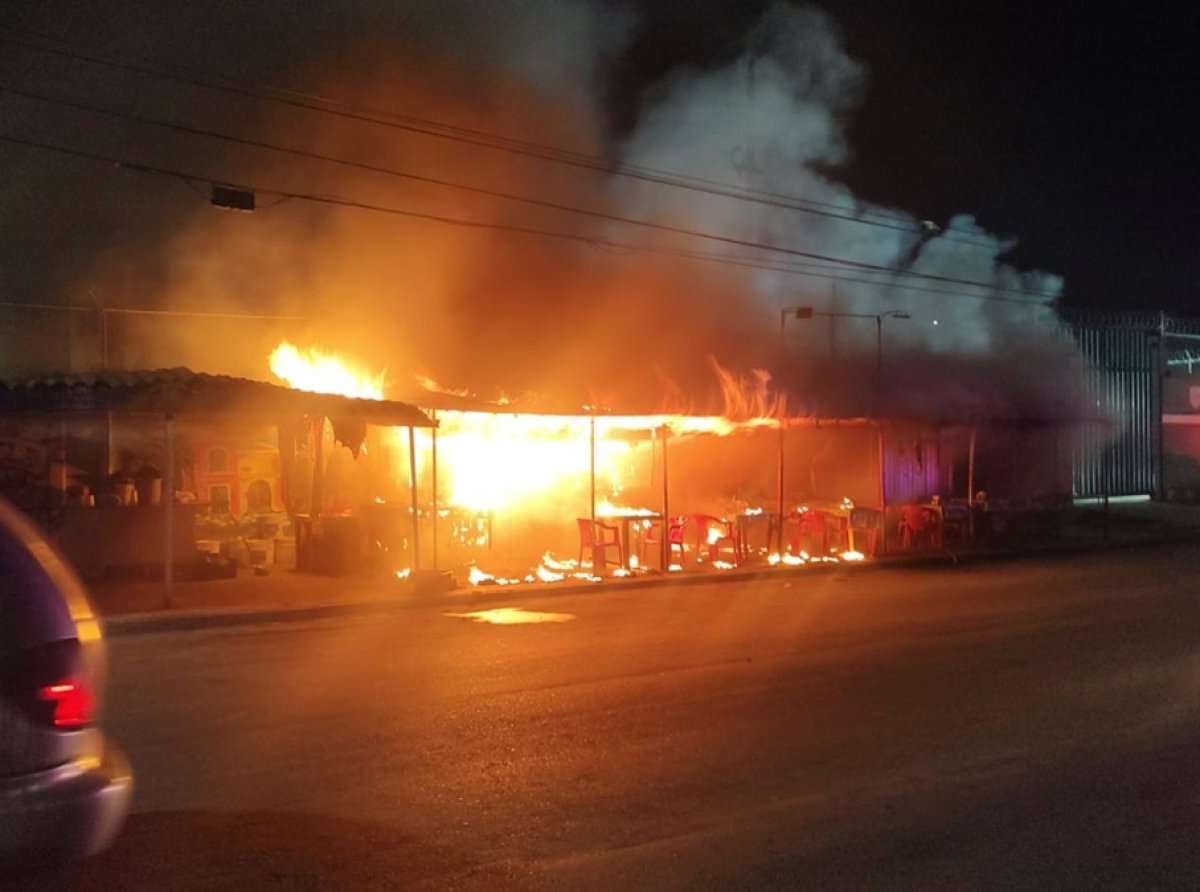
0, 368, 435, 603
0, 368, 435, 428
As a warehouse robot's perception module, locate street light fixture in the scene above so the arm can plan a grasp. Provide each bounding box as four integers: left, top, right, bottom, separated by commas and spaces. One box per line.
874, 310, 911, 374
782, 305, 911, 374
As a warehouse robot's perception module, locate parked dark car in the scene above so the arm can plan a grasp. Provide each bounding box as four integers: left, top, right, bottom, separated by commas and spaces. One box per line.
0, 495, 132, 870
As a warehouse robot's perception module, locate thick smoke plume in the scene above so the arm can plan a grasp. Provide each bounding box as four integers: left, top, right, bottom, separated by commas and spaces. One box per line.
1, 1, 1083, 423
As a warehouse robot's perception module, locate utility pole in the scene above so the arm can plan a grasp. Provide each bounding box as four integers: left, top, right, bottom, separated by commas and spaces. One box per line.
88, 289, 115, 475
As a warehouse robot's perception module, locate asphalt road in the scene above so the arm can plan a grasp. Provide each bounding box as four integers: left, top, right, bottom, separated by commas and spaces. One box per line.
18, 545, 1200, 890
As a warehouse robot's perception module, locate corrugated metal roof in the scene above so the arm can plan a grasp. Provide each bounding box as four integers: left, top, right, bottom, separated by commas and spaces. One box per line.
0, 368, 434, 427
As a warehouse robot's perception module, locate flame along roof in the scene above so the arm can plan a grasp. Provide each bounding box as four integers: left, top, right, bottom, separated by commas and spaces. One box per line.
399, 384, 1108, 429
400, 388, 1099, 431
0, 368, 435, 427
401, 390, 880, 430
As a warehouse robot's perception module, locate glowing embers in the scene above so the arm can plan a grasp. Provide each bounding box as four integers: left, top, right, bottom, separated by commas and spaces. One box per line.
467, 553, 602, 587
467, 565, 520, 586
448, 607, 575, 625
782, 549, 852, 564
462, 539, 867, 591
447, 509, 491, 548
767, 551, 841, 567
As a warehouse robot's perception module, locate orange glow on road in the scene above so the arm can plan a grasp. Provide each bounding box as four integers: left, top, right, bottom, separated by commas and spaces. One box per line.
448, 608, 575, 625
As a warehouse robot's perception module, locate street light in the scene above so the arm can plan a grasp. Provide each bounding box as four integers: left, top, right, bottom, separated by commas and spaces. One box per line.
774, 305, 911, 552
782, 306, 911, 374
779, 305, 910, 558
874, 310, 911, 374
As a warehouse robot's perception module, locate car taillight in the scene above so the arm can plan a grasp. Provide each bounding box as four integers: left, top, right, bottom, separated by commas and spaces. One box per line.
37, 676, 95, 730
1, 639, 94, 731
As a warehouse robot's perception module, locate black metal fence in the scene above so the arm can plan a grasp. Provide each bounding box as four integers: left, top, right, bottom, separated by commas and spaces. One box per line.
1057, 310, 1162, 499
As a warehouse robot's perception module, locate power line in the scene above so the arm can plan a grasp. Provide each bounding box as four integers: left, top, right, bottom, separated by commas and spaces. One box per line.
0, 103, 1059, 302
0, 26, 1001, 251
0, 131, 1057, 306
0, 300, 311, 320
645, 247, 1052, 306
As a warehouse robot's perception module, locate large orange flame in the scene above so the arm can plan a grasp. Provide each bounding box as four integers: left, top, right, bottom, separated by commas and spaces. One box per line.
268, 340, 782, 516
269, 342, 386, 400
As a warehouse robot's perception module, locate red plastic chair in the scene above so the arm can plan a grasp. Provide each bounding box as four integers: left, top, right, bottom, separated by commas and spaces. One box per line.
641, 515, 688, 567
577, 517, 624, 570
692, 514, 740, 565
823, 512, 850, 553
780, 509, 828, 555
899, 505, 941, 550
848, 507, 881, 555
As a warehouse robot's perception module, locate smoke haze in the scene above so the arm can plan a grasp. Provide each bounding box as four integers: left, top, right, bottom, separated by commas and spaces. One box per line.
0, 1, 1080, 421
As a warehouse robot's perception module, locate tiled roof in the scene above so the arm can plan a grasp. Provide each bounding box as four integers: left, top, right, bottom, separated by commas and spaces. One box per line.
0, 368, 434, 427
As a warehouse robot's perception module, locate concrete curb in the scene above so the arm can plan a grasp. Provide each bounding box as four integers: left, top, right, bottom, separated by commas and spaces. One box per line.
102, 531, 1197, 637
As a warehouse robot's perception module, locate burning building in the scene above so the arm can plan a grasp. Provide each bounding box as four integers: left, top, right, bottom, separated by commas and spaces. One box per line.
256, 339, 1084, 582
0, 2, 1121, 588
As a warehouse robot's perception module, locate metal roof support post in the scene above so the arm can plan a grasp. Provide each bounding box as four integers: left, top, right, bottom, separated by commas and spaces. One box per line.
776, 402, 787, 553
659, 425, 670, 570
312, 417, 324, 519
878, 422, 888, 554
430, 411, 439, 570
589, 412, 596, 533
967, 426, 977, 541
163, 413, 174, 609
408, 425, 421, 572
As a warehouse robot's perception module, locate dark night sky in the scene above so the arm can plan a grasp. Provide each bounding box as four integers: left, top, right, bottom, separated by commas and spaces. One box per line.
615, 0, 1200, 315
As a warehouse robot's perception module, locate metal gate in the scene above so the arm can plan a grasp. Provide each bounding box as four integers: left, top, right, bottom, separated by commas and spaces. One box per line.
1062, 313, 1161, 499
